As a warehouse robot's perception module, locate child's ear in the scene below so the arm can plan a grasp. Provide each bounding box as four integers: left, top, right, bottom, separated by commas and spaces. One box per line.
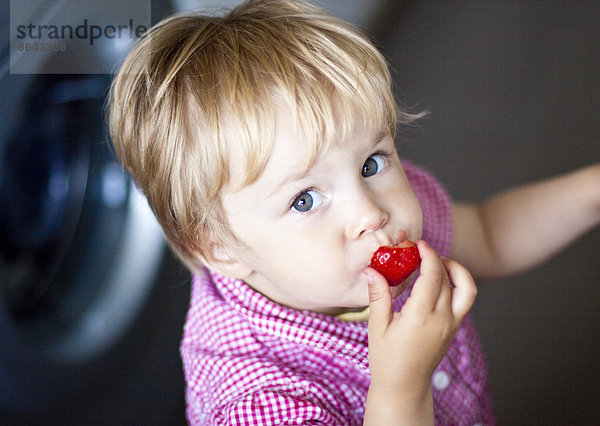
204, 243, 253, 280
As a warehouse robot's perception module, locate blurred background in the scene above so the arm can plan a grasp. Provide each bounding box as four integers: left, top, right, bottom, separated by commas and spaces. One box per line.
1, 0, 598, 424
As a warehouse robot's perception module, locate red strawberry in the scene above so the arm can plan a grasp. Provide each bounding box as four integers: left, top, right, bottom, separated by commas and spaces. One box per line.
370, 241, 421, 286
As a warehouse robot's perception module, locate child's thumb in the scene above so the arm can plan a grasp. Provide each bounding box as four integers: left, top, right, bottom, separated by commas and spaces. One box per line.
366, 268, 393, 338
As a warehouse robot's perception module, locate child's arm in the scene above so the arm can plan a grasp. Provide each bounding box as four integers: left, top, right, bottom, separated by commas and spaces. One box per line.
452, 163, 600, 281
364, 241, 477, 425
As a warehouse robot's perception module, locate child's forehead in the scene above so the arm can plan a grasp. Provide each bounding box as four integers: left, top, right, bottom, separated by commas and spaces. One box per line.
216, 83, 394, 194
225, 103, 386, 191
271, 100, 383, 161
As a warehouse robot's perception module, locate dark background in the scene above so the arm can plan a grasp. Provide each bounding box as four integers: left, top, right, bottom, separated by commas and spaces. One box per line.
374, 1, 600, 424
1, 1, 598, 425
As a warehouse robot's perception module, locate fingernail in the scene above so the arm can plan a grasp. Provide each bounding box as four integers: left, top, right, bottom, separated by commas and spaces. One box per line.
416, 239, 429, 251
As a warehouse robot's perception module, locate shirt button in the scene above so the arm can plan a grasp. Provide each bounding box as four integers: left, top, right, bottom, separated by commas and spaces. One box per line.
432, 371, 450, 390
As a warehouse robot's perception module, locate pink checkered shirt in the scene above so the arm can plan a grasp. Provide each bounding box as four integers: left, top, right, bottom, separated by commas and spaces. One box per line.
181, 161, 495, 425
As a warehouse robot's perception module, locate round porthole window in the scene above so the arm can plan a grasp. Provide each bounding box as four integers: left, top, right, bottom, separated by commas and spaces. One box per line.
0, 69, 188, 426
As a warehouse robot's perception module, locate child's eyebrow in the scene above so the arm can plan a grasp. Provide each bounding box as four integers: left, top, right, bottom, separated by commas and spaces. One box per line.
267, 168, 312, 199
267, 132, 390, 199
372, 131, 388, 147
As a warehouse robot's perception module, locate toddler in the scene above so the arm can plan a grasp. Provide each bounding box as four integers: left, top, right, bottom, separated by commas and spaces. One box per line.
107, 0, 600, 424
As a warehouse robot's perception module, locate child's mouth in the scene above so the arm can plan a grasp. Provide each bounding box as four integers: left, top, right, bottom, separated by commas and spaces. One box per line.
369, 241, 421, 287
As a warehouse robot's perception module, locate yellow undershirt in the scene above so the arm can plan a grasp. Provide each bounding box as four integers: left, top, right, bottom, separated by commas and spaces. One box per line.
336, 306, 370, 322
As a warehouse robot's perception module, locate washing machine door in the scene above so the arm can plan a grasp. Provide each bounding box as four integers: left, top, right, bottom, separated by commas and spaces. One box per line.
0, 1, 189, 424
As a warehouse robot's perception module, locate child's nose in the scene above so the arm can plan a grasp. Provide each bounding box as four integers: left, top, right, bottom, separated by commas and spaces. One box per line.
345, 188, 389, 240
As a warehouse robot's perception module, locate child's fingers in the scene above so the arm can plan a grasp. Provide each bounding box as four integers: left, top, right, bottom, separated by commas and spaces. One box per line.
440, 257, 477, 320
434, 263, 452, 312
366, 267, 393, 339
409, 240, 445, 311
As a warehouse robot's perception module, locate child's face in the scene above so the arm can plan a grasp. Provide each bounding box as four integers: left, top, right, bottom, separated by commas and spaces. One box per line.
221, 106, 423, 315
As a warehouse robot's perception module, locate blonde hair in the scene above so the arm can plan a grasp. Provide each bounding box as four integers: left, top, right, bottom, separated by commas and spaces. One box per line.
107, 0, 421, 271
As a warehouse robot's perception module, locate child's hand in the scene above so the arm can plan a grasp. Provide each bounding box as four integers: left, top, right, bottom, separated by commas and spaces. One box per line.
363, 240, 477, 424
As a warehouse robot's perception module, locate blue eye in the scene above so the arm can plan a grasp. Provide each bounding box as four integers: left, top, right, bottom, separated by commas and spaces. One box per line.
291, 190, 323, 213
362, 154, 386, 177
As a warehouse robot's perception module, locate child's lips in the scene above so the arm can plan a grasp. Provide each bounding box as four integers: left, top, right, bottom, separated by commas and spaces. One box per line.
368, 240, 420, 287
360, 230, 412, 274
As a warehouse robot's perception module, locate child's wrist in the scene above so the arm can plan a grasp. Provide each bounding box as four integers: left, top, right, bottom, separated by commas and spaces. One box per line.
368, 378, 433, 408
365, 383, 434, 425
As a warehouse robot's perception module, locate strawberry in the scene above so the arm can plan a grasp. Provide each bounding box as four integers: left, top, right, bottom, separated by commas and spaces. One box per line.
370, 240, 421, 286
